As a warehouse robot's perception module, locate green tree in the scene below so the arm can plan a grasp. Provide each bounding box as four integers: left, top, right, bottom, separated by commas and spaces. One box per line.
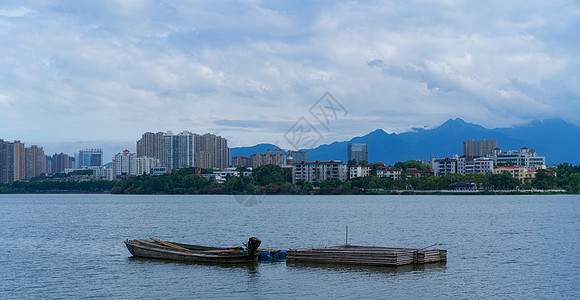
252, 164, 286, 185
531, 169, 558, 190
486, 173, 521, 190
394, 160, 431, 171
565, 173, 580, 193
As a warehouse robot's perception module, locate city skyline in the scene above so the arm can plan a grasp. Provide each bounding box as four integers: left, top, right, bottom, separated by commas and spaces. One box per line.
1, 1, 579, 159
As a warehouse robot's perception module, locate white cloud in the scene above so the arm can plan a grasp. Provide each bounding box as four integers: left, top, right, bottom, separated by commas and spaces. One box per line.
0, 7, 31, 17
0, 0, 579, 152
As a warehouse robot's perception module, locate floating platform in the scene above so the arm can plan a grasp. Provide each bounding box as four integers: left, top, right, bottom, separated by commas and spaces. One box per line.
286, 244, 446, 266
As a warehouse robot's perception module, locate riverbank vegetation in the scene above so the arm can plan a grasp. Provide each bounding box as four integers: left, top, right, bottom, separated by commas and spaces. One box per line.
2, 162, 579, 194
110, 162, 580, 195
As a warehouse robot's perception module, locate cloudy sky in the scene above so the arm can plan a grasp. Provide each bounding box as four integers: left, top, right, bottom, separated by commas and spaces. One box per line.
1, 0, 579, 159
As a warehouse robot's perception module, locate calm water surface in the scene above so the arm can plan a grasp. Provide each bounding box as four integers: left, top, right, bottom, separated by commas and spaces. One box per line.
1, 194, 578, 299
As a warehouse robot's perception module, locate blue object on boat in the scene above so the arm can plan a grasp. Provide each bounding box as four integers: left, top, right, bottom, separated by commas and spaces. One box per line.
273, 250, 287, 259
259, 252, 272, 260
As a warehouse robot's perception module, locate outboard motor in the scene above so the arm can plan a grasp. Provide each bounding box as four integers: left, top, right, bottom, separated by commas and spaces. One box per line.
246, 237, 261, 255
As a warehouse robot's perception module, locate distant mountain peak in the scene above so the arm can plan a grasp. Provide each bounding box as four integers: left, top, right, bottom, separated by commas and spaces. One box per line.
230, 117, 580, 165
365, 128, 388, 136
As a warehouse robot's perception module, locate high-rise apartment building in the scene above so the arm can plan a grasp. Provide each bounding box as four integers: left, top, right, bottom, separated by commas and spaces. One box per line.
112, 150, 137, 178
138, 131, 230, 170
250, 151, 285, 168
12, 141, 25, 182
137, 132, 165, 161
0, 139, 8, 183
1, 139, 46, 182
162, 131, 196, 170
25, 145, 45, 180
51, 153, 72, 174
195, 133, 230, 169
232, 155, 252, 168
463, 139, 497, 157
347, 143, 368, 163
76, 149, 103, 168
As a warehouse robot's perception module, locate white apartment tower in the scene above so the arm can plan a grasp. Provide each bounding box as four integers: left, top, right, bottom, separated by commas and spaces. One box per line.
112, 150, 137, 178
162, 131, 196, 170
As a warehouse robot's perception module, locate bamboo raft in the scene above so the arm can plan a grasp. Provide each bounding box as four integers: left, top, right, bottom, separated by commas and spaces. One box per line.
286, 244, 447, 266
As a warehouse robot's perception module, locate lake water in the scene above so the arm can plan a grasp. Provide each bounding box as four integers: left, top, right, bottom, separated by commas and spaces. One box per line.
1, 194, 578, 299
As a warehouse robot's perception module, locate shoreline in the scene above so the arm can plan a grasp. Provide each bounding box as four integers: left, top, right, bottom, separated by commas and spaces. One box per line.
0, 190, 573, 195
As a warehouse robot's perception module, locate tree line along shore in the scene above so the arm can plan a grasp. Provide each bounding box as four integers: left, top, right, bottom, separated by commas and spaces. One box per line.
1, 161, 579, 195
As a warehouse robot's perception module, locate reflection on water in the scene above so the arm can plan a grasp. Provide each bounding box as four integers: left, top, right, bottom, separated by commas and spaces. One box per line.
127, 256, 259, 272
286, 261, 447, 275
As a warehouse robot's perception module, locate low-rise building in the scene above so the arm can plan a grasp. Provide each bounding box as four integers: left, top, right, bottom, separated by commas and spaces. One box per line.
376, 166, 402, 180
93, 166, 114, 181
433, 155, 494, 176
432, 158, 457, 176
292, 161, 348, 183
456, 155, 494, 175
493, 166, 555, 183
493, 166, 532, 183
349, 164, 372, 178
487, 147, 546, 170
150, 167, 167, 175
406, 168, 434, 178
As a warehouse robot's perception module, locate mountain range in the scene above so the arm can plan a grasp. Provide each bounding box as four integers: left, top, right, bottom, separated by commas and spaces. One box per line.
231, 118, 580, 165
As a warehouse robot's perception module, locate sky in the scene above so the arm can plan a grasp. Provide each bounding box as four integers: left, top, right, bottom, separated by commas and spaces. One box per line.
1, 0, 579, 160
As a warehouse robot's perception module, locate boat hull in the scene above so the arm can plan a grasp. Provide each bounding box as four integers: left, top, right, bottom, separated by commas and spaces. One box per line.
125, 240, 258, 263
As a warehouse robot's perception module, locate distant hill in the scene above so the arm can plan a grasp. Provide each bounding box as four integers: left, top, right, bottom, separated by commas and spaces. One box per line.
230, 143, 282, 158
231, 118, 580, 165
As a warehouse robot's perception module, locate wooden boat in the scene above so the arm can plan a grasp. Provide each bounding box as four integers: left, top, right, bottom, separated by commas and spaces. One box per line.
125, 237, 261, 263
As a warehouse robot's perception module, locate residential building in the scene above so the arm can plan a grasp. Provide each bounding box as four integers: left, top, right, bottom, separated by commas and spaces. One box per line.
492, 166, 550, 183
51, 153, 72, 174
291, 161, 348, 183
1, 140, 47, 182
432, 158, 457, 176
234, 150, 308, 168
487, 147, 546, 170
76, 149, 103, 168
348, 143, 368, 163
406, 168, 434, 178
376, 166, 402, 180
25, 145, 45, 180
93, 166, 114, 181
194, 133, 230, 169
162, 131, 195, 170
112, 150, 137, 178
250, 151, 285, 168
45, 155, 52, 174
137, 132, 165, 161
150, 167, 167, 175
456, 155, 493, 175
463, 139, 497, 157
139, 131, 230, 170
0, 140, 26, 183
349, 164, 372, 178
136, 157, 160, 175
232, 155, 252, 168
211, 168, 241, 183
